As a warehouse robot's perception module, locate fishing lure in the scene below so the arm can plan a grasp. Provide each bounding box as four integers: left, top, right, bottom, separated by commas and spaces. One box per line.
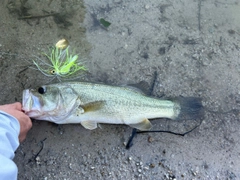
33, 39, 87, 81
126, 122, 202, 149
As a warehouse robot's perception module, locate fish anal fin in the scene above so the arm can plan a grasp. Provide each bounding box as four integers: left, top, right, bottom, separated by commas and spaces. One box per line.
129, 118, 152, 131
81, 101, 105, 113
81, 120, 97, 130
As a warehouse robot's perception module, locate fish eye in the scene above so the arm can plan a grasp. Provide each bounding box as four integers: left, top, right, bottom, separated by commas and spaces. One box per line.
38, 86, 46, 94
50, 70, 56, 75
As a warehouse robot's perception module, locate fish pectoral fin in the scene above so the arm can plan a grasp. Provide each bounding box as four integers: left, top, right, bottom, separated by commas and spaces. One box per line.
129, 118, 152, 131
81, 120, 98, 130
81, 101, 105, 113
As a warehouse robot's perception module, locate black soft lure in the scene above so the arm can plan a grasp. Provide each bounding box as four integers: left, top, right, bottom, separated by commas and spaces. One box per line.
126, 121, 203, 149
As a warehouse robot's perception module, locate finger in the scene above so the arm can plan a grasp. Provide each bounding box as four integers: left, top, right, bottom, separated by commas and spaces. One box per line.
27, 117, 33, 129
12, 102, 22, 111
19, 134, 26, 143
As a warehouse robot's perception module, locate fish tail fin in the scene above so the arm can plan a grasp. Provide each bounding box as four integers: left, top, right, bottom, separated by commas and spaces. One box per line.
175, 97, 204, 121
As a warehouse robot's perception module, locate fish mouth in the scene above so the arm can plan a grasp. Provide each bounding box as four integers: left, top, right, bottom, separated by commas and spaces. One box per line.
22, 89, 31, 112
22, 89, 42, 118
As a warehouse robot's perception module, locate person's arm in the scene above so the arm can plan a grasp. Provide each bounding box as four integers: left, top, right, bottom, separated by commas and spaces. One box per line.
0, 111, 20, 180
0, 103, 32, 180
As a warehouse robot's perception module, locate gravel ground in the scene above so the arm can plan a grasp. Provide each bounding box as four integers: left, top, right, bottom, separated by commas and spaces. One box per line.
0, 0, 240, 179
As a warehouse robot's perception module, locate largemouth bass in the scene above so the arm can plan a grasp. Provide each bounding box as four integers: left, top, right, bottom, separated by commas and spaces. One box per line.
22, 82, 204, 130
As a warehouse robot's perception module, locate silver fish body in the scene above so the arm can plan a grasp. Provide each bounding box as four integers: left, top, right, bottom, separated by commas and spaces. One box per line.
22, 82, 203, 130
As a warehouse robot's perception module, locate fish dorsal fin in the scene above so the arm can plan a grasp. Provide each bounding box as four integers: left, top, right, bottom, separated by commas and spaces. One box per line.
81, 101, 105, 112
81, 120, 98, 130
129, 118, 152, 131
125, 81, 150, 95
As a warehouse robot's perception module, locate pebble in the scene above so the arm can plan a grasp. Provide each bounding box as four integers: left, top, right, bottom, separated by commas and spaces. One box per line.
149, 163, 155, 168
148, 136, 154, 143
145, 4, 150, 10
192, 171, 197, 176
36, 156, 41, 165
144, 166, 149, 170
136, 162, 143, 166
192, 53, 199, 60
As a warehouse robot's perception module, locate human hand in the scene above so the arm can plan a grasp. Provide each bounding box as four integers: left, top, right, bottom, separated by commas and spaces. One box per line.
0, 102, 32, 142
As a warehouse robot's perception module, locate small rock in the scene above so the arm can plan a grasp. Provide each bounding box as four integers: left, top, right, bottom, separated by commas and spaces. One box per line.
149, 163, 155, 168
192, 171, 197, 176
192, 53, 199, 60
145, 4, 150, 10
35, 156, 41, 165
144, 166, 149, 170
148, 136, 154, 143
